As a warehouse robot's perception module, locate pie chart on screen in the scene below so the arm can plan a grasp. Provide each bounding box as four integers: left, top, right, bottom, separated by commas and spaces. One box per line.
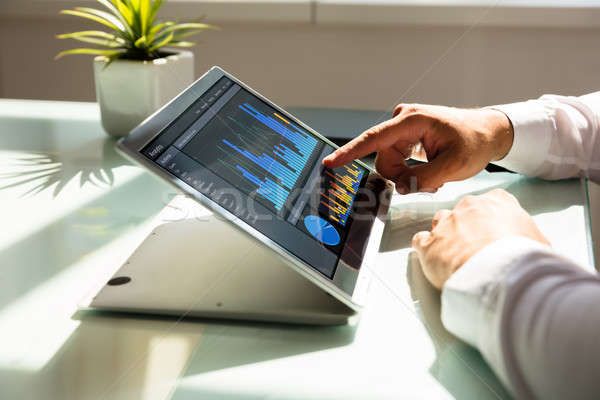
303, 215, 341, 246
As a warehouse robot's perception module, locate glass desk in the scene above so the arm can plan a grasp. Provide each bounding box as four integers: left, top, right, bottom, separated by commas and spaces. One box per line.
0, 99, 594, 400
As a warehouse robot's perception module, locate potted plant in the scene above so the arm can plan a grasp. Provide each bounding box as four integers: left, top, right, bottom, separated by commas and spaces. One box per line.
56, 0, 217, 137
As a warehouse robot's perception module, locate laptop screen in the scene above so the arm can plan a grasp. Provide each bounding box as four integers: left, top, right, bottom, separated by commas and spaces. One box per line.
140, 77, 369, 278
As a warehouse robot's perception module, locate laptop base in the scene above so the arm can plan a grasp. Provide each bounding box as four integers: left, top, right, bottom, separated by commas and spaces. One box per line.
84, 196, 357, 326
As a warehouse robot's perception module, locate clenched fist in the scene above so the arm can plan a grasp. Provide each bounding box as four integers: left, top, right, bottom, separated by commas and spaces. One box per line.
412, 189, 551, 289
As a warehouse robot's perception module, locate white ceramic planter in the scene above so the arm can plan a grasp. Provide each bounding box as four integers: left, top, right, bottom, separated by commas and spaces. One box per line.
93, 50, 194, 137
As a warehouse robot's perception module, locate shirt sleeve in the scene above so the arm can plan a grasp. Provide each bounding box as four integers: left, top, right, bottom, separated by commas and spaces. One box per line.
441, 237, 600, 400
490, 92, 600, 183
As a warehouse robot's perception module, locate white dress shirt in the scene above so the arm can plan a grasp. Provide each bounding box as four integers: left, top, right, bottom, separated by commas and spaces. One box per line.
440, 92, 600, 400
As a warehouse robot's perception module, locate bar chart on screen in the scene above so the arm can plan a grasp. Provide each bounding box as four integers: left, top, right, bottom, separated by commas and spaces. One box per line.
320, 164, 365, 226
215, 100, 319, 211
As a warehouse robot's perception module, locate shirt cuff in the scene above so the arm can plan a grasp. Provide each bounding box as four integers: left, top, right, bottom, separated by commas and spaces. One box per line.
440, 236, 553, 382
488, 101, 554, 176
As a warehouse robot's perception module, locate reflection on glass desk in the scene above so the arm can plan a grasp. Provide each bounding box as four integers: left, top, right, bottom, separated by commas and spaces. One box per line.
0, 99, 594, 400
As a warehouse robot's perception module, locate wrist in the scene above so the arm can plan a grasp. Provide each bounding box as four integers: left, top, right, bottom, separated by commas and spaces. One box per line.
484, 109, 514, 161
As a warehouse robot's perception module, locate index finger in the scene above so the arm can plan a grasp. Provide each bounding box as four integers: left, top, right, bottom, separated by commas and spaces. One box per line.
322, 118, 399, 168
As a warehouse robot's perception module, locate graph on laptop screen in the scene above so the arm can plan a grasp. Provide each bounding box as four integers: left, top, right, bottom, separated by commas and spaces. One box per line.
142, 76, 369, 276
217, 102, 319, 211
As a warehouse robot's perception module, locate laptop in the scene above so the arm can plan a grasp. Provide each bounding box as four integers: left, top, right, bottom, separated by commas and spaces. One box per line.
87, 67, 393, 324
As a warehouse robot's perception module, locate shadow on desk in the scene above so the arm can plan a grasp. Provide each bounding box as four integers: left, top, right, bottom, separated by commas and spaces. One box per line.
24, 310, 356, 400
0, 136, 128, 197
376, 176, 578, 400
406, 252, 514, 400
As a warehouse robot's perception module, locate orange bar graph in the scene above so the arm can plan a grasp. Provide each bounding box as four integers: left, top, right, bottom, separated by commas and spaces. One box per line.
320, 163, 365, 226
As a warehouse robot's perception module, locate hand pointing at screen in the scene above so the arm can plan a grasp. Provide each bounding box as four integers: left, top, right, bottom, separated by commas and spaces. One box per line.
322, 93, 600, 400
322, 104, 514, 193
322, 102, 536, 291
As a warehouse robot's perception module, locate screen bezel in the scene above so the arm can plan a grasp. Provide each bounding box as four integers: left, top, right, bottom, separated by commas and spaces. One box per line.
118, 66, 384, 310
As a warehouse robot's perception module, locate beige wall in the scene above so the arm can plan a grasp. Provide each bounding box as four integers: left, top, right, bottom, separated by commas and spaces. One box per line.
1, 15, 600, 110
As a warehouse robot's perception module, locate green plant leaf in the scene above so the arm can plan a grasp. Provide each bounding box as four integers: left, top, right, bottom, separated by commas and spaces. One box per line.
73, 37, 123, 48
160, 22, 218, 35
74, 7, 127, 30
134, 35, 147, 48
55, 48, 124, 60
167, 41, 195, 48
148, 31, 173, 52
147, 21, 173, 44
115, 0, 134, 26
61, 9, 123, 33
129, 0, 141, 13
57, 30, 124, 42
149, 0, 164, 25
152, 22, 217, 44
124, 0, 142, 37
101, 53, 122, 69
108, 0, 134, 27
140, 0, 151, 36
172, 29, 211, 41
57, 1, 219, 61
95, 0, 135, 39
56, 34, 125, 48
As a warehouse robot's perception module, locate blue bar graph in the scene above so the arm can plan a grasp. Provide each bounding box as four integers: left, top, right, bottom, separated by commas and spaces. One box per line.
236, 166, 288, 210
217, 102, 318, 211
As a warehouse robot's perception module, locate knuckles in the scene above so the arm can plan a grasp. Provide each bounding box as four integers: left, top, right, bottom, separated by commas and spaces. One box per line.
393, 104, 406, 116
488, 188, 508, 197
433, 209, 452, 225
457, 194, 476, 208
394, 103, 420, 117
454, 189, 520, 215
363, 127, 381, 140
410, 235, 421, 250
484, 188, 521, 207
411, 231, 429, 249
488, 188, 517, 202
